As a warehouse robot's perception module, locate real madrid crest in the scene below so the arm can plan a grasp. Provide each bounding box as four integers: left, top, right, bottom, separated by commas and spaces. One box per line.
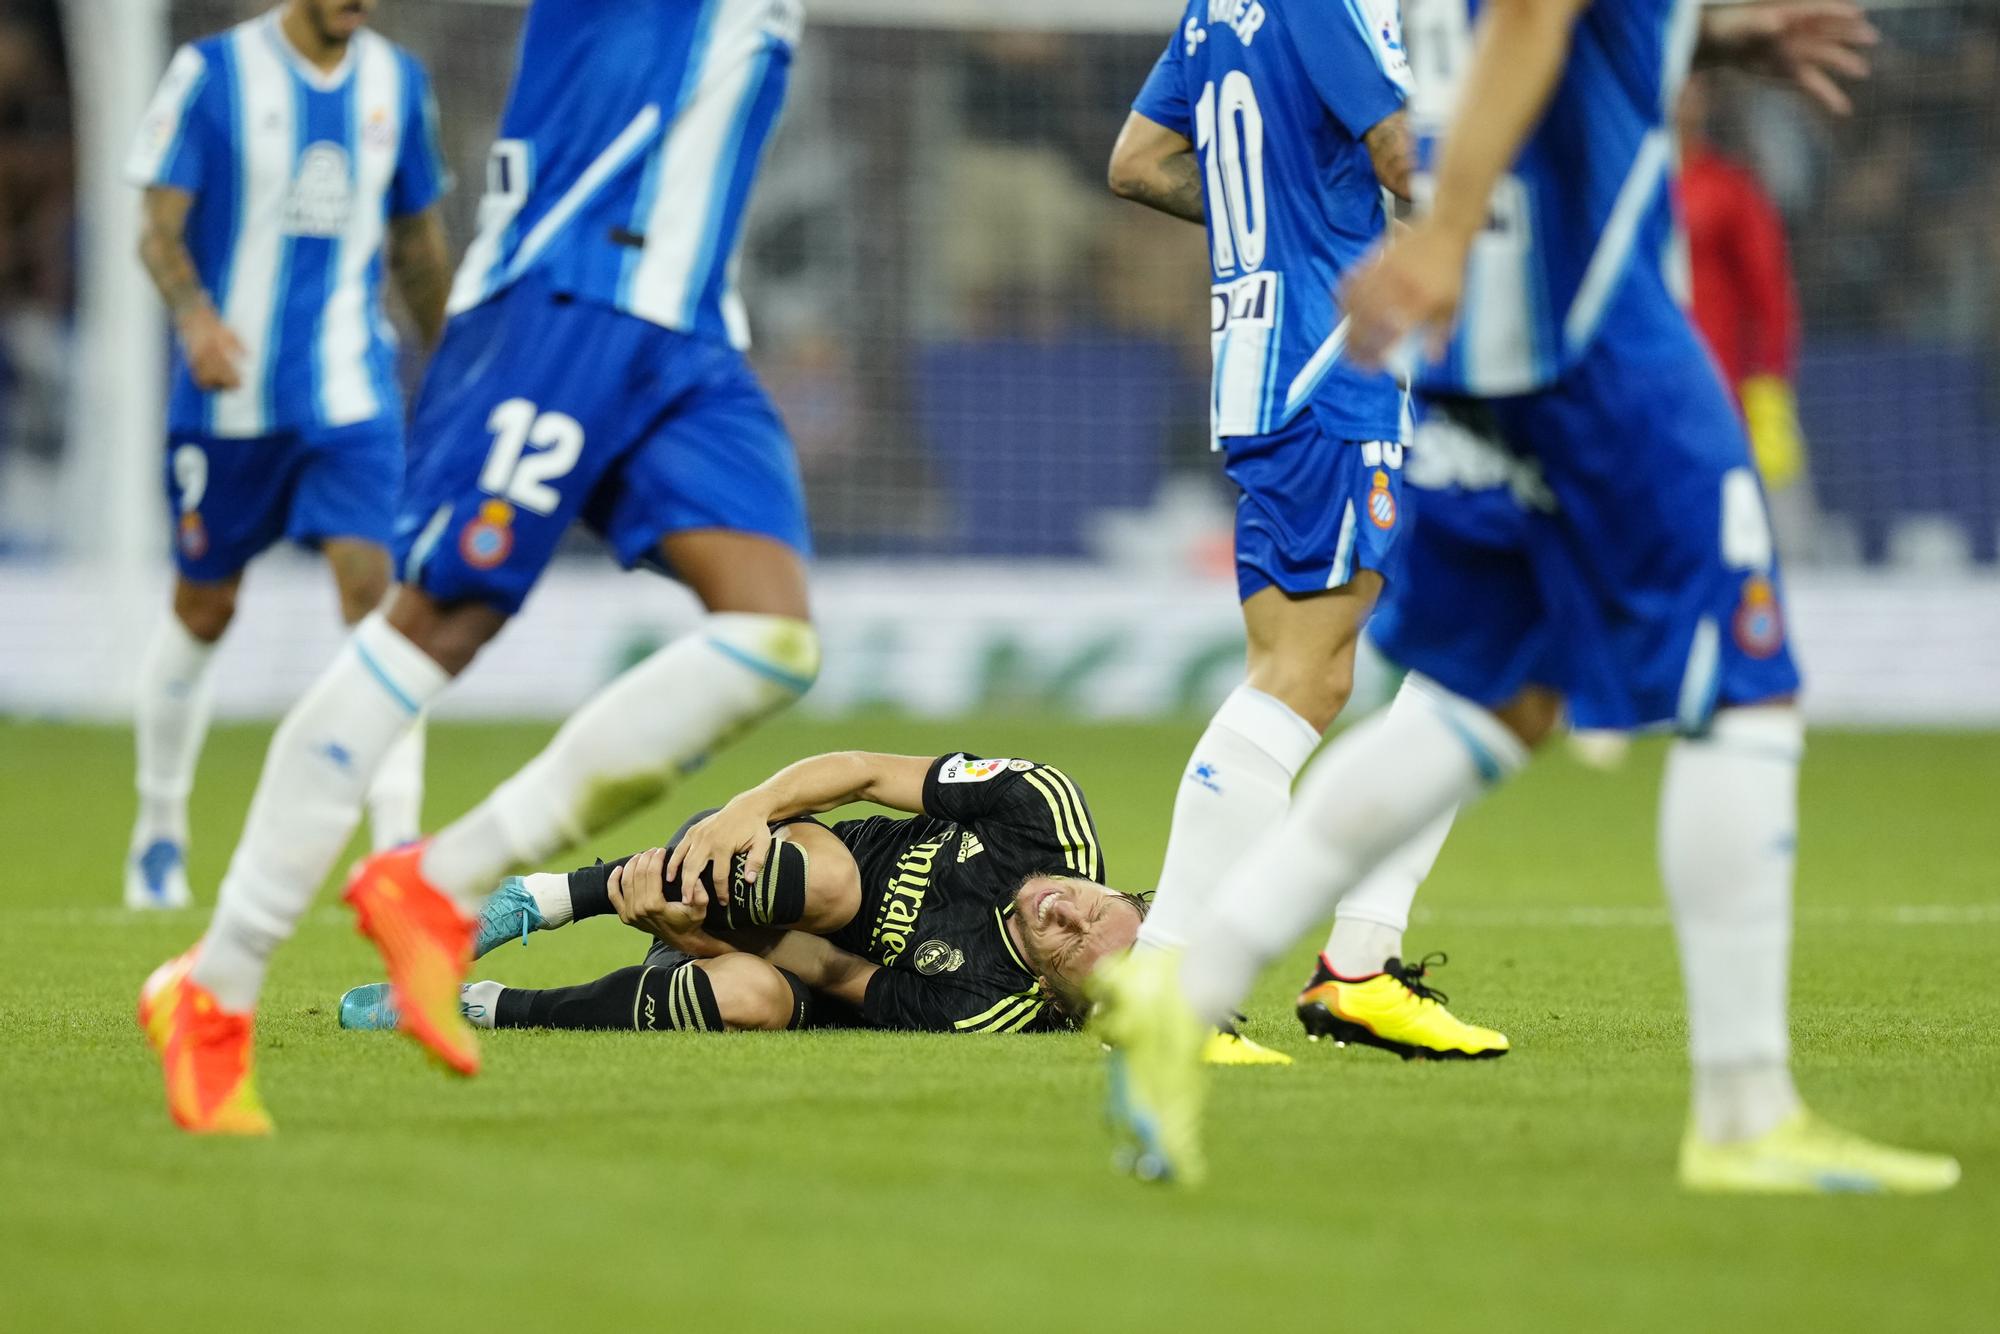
913, 939, 965, 976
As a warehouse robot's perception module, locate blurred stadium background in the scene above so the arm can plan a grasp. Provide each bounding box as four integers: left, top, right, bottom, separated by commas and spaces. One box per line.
1, 0, 1998, 726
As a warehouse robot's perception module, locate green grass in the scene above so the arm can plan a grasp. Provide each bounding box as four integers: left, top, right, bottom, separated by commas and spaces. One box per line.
3, 717, 1997, 1332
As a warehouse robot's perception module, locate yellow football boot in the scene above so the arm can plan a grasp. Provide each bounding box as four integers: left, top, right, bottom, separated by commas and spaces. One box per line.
1295, 952, 1508, 1060
1086, 949, 1209, 1186
138, 951, 273, 1135
1680, 1111, 1960, 1195
1202, 1025, 1293, 1067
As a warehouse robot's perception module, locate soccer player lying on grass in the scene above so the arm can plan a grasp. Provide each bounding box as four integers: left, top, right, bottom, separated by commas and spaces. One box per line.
338, 751, 1142, 1034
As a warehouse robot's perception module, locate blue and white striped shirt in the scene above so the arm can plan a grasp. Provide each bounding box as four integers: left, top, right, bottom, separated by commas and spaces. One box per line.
128, 10, 448, 437
1403, 0, 1700, 395
446, 0, 803, 349
1134, 0, 1409, 443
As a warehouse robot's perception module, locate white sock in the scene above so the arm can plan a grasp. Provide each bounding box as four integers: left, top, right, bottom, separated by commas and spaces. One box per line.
1322, 808, 1458, 975
420, 614, 819, 907
523, 871, 573, 928
1138, 685, 1320, 952
1660, 705, 1805, 1144
1180, 675, 1528, 1025
461, 980, 503, 1029
366, 718, 427, 851
131, 616, 218, 847
191, 614, 449, 1011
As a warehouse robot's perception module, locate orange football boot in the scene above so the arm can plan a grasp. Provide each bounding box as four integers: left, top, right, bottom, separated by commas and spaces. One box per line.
342, 841, 480, 1076
137, 951, 273, 1135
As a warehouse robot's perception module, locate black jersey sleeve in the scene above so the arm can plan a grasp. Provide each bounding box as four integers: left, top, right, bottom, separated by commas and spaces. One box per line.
862, 967, 1056, 1034
921, 754, 1105, 883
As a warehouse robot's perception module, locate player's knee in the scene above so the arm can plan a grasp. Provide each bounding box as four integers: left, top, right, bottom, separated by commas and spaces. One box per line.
1494, 686, 1565, 750
1248, 657, 1355, 733
324, 541, 392, 625
172, 580, 238, 643
705, 613, 821, 700
385, 585, 504, 678
695, 955, 798, 1032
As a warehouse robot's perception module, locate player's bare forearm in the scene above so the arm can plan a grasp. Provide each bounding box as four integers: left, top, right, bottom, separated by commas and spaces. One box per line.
731, 752, 935, 821
141, 185, 245, 390
388, 207, 450, 348
1426, 0, 1587, 245
1107, 111, 1205, 225
137, 187, 211, 320
1363, 111, 1416, 202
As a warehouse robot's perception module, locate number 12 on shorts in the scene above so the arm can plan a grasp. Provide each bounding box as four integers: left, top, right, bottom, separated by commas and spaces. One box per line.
479, 398, 583, 516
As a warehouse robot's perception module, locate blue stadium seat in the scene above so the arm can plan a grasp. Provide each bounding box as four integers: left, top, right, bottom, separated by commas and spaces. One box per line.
913, 336, 1181, 557
1796, 340, 1999, 564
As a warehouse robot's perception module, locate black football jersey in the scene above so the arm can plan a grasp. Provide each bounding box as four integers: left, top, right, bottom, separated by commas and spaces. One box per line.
825, 754, 1104, 1033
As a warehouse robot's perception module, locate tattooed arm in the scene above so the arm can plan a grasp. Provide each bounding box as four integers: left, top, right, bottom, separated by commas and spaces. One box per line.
387, 206, 451, 350
1363, 110, 1416, 202
1107, 111, 1205, 225
138, 185, 243, 391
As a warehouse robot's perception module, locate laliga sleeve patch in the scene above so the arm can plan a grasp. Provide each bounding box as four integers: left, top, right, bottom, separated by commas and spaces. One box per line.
1357, 0, 1412, 84
939, 754, 1018, 784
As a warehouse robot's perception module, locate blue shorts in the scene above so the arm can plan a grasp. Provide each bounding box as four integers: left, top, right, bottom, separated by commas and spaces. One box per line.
162, 418, 403, 581
1224, 403, 1406, 602
395, 280, 810, 614
1371, 289, 1801, 733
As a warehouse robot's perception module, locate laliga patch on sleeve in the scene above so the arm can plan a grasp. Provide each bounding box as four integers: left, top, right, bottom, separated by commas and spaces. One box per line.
939, 755, 1020, 784
1357, 0, 1412, 84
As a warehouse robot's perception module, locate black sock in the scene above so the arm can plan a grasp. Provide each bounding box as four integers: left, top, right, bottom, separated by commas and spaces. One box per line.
494, 965, 644, 1029
700, 839, 811, 933
565, 858, 632, 923
493, 962, 723, 1032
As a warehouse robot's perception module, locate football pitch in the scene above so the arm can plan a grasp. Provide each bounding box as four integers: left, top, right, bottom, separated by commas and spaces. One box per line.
2, 717, 1995, 1332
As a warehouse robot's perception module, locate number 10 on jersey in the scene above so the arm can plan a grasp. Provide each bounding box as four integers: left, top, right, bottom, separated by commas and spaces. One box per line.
1196, 72, 1266, 273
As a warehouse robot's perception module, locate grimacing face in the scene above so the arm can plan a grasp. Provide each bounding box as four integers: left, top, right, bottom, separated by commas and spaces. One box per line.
296, 0, 376, 45
1011, 876, 1144, 1014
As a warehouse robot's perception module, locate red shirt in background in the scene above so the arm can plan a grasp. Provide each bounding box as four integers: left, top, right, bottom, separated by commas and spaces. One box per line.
1677, 143, 1799, 392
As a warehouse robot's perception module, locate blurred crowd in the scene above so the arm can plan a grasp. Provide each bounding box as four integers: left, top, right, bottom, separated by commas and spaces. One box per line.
0, 0, 71, 552
1, 1, 1996, 564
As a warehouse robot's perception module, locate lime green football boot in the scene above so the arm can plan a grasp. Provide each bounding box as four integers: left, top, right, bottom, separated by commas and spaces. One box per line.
1201, 1021, 1293, 1067
1087, 950, 1210, 1186
1680, 1111, 1960, 1195
1295, 952, 1508, 1060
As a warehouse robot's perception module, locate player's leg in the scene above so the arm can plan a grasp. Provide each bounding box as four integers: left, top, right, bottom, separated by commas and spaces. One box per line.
126, 433, 295, 910
342, 951, 809, 1034
127, 576, 235, 910
469, 809, 845, 959
416, 341, 819, 903
1526, 325, 1959, 1191
151, 286, 636, 1118
1088, 428, 1557, 1179
492, 953, 805, 1033
1140, 419, 1390, 958
291, 420, 432, 852
1138, 580, 1371, 956
322, 535, 427, 852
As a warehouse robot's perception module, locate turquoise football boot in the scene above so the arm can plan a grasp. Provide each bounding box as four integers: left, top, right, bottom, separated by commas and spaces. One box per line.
338, 982, 400, 1031
474, 876, 547, 960
339, 982, 496, 1031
